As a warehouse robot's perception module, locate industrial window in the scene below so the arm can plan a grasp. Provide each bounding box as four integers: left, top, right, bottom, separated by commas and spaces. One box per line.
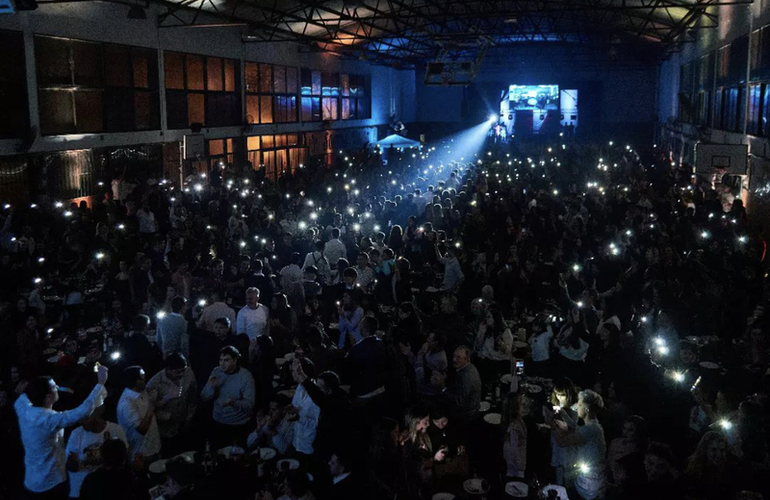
246, 133, 307, 181
301, 69, 370, 122
164, 51, 240, 129
0, 30, 29, 138
340, 73, 370, 120
748, 83, 764, 136
300, 69, 322, 122
206, 138, 235, 168
245, 62, 297, 125
35, 36, 160, 135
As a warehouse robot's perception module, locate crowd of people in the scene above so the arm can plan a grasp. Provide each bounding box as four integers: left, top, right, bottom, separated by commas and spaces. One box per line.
1, 133, 768, 500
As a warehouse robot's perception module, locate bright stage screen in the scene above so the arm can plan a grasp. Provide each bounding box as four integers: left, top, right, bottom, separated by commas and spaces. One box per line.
506, 85, 559, 111
497, 84, 566, 136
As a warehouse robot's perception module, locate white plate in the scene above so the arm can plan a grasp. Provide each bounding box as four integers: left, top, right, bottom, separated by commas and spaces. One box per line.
505, 481, 529, 497
425, 286, 439, 292
433, 494, 456, 500
218, 446, 245, 459
251, 447, 276, 461
483, 413, 501, 425
277, 458, 300, 470
479, 401, 491, 412
700, 361, 720, 369
541, 485, 569, 500
149, 459, 168, 474
175, 451, 196, 461
463, 478, 489, 495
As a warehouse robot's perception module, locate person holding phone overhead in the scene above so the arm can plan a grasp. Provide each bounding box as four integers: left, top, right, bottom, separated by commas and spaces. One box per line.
15, 365, 109, 499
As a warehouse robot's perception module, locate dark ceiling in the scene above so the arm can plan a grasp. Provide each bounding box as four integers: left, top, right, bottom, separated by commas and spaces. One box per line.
153, 0, 751, 67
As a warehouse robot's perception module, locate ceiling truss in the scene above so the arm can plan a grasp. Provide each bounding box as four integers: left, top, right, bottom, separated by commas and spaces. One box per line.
150, 0, 754, 66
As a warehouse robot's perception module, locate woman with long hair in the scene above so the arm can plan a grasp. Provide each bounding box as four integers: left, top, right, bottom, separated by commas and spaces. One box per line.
553, 390, 607, 500
607, 415, 648, 486
402, 405, 433, 456
502, 392, 527, 479
685, 431, 744, 499
388, 225, 404, 256
547, 377, 580, 485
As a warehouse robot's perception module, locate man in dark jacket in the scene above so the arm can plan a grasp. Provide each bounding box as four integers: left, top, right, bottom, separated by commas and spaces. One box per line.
292, 365, 353, 461
344, 317, 388, 414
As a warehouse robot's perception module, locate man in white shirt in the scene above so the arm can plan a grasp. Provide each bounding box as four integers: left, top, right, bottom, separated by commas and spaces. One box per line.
117, 366, 162, 464
323, 228, 347, 268
236, 287, 269, 343
196, 288, 236, 333
302, 241, 331, 285
279, 253, 303, 293
288, 359, 320, 456
65, 405, 127, 498
136, 201, 157, 236
14, 366, 109, 497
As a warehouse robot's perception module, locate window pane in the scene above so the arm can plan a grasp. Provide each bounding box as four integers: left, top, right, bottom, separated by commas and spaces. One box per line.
287, 134, 298, 146
341, 74, 349, 96
245, 62, 259, 93
104, 44, 131, 87
286, 67, 298, 94
73, 41, 103, 87
312, 71, 321, 95
207, 57, 223, 91
311, 97, 321, 121
260, 95, 273, 123
287, 96, 296, 122
262, 135, 274, 148
246, 95, 259, 124
321, 72, 338, 96
247, 136, 260, 151
209, 139, 224, 156
301, 97, 313, 121
39, 89, 75, 135
134, 91, 154, 130
166, 90, 188, 129
186, 55, 204, 90
224, 59, 236, 92
104, 88, 132, 132
273, 65, 286, 94
132, 50, 149, 88
164, 51, 185, 90
322, 97, 337, 120
342, 98, 351, 119
264, 151, 275, 180
357, 97, 369, 119
763, 84, 770, 137
300, 68, 312, 95
260, 64, 272, 93
188, 93, 204, 125
35, 36, 71, 86
74, 89, 103, 132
